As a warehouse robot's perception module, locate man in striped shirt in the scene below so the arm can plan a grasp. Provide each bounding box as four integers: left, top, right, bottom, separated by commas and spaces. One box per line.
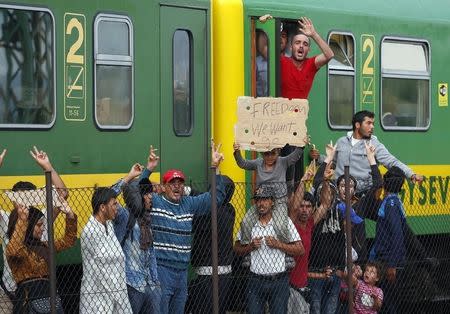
139, 144, 226, 314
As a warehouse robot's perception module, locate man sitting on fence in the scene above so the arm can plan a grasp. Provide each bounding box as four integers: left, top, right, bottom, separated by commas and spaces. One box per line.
234, 185, 303, 314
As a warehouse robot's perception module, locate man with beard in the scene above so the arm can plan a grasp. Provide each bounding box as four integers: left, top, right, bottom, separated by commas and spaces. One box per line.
234, 185, 303, 314
334, 110, 424, 194
280, 17, 334, 100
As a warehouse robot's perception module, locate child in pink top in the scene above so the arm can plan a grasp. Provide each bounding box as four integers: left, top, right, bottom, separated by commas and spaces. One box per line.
353, 262, 383, 314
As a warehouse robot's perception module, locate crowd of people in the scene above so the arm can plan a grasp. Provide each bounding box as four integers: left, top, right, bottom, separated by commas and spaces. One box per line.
0, 16, 426, 314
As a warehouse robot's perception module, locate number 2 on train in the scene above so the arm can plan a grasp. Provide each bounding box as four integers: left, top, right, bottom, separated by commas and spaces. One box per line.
66, 17, 84, 64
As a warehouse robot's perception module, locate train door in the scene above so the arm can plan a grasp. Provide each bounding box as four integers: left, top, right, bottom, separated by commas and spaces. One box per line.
160, 6, 208, 184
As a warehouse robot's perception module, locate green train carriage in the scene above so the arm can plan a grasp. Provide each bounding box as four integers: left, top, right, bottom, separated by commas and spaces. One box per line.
0, 0, 449, 309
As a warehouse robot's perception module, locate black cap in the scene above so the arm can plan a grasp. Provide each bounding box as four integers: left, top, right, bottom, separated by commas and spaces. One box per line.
253, 185, 275, 199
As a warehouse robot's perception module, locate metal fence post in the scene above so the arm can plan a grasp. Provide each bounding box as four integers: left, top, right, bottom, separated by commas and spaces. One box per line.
344, 166, 354, 314
210, 167, 219, 314
45, 171, 57, 314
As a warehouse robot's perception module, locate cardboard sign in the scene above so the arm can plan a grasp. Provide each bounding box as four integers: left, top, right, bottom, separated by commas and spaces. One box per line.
235, 97, 309, 151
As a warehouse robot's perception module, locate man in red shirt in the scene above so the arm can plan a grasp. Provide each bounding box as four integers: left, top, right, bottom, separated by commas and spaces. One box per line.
288, 164, 333, 313
281, 17, 334, 99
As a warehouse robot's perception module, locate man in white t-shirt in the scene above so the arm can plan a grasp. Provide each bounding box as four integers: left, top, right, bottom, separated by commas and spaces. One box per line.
234, 185, 304, 314
0, 147, 67, 313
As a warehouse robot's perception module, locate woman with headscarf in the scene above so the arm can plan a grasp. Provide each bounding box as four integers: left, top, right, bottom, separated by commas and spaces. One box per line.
6, 202, 77, 313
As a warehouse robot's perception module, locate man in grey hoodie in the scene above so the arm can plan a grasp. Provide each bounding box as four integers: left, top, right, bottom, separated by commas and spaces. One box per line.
334, 110, 424, 194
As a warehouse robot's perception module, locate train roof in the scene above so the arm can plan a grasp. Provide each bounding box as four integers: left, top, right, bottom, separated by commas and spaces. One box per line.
242, 0, 450, 24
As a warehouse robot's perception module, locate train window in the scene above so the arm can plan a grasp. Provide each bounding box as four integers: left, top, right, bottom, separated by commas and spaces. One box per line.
327, 33, 355, 129
381, 38, 430, 130
173, 30, 192, 136
0, 6, 55, 128
94, 14, 133, 129
255, 29, 269, 97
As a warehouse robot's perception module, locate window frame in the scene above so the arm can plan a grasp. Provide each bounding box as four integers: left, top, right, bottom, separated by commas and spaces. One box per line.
0, 4, 56, 129
172, 28, 194, 137
94, 13, 134, 130
380, 36, 431, 131
327, 31, 356, 130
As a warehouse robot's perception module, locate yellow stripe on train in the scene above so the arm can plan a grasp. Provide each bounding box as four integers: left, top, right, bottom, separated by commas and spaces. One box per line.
401, 165, 450, 216
0, 172, 161, 238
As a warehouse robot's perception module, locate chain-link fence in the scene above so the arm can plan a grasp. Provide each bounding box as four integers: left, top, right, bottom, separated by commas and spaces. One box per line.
0, 174, 449, 313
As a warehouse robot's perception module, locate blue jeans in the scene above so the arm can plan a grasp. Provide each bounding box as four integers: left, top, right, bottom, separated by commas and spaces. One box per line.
247, 273, 289, 314
157, 265, 188, 314
127, 284, 161, 314
308, 274, 341, 314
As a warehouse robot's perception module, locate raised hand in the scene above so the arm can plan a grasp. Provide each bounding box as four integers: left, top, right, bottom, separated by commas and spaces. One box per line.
259, 14, 273, 23
301, 168, 314, 182
58, 198, 75, 219
364, 140, 376, 165
0, 149, 6, 167
128, 163, 144, 180
298, 17, 316, 37
30, 146, 53, 171
309, 144, 320, 160
211, 139, 224, 168
324, 140, 337, 163
146, 145, 160, 171
233, 142, 240, 151
411, 173, 424, 184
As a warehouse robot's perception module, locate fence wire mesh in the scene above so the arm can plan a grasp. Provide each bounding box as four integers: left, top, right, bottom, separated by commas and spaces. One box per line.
0, 175, 449, 314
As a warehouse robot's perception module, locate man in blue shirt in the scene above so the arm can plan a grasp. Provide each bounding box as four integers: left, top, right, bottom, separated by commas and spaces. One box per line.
140, 143, 226, 314
370, 166, 407, 314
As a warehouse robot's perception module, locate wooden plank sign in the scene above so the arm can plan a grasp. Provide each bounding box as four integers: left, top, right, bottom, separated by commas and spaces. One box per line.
235, 96, 309, 151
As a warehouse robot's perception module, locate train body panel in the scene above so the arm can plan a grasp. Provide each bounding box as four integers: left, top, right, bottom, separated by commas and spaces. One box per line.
0, 0, 449, 281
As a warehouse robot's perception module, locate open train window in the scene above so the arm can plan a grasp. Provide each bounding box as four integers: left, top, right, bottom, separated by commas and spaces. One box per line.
94, 14, 133, 129
173, 30, 193, 136
255, 29, 269, 97
327, 32, 355, 129
381, 38, 430, 130
0, 5, 55, 128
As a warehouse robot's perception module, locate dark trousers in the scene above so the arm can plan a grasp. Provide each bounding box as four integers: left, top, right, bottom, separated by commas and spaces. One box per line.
247, 273, 289, 314
186, 274, 231, 314
380, 268, 405, 314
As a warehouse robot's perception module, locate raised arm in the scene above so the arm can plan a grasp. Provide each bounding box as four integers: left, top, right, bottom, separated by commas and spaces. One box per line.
233, 143, 258, 170
313, 141, 336, 190
30, 146, 68, 200
54, 200, 77, 253
111, 163, 144, 195
289, 169, 314, 220
280, 146, 304, 167
313, 179, 332, 225
191, 140, 226, 214
298, 17, 334, 69
6, 205, 29, 260
139, 145, 160, 180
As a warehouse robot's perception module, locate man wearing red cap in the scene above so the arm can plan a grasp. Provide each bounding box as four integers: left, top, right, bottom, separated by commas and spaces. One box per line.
139, 144, 226, 314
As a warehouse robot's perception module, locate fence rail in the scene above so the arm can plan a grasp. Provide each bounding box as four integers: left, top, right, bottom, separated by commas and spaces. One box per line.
0, 176, 449, 313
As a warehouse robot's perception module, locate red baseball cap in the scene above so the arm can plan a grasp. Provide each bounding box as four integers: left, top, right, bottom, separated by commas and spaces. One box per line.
162, 169, 186, 184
